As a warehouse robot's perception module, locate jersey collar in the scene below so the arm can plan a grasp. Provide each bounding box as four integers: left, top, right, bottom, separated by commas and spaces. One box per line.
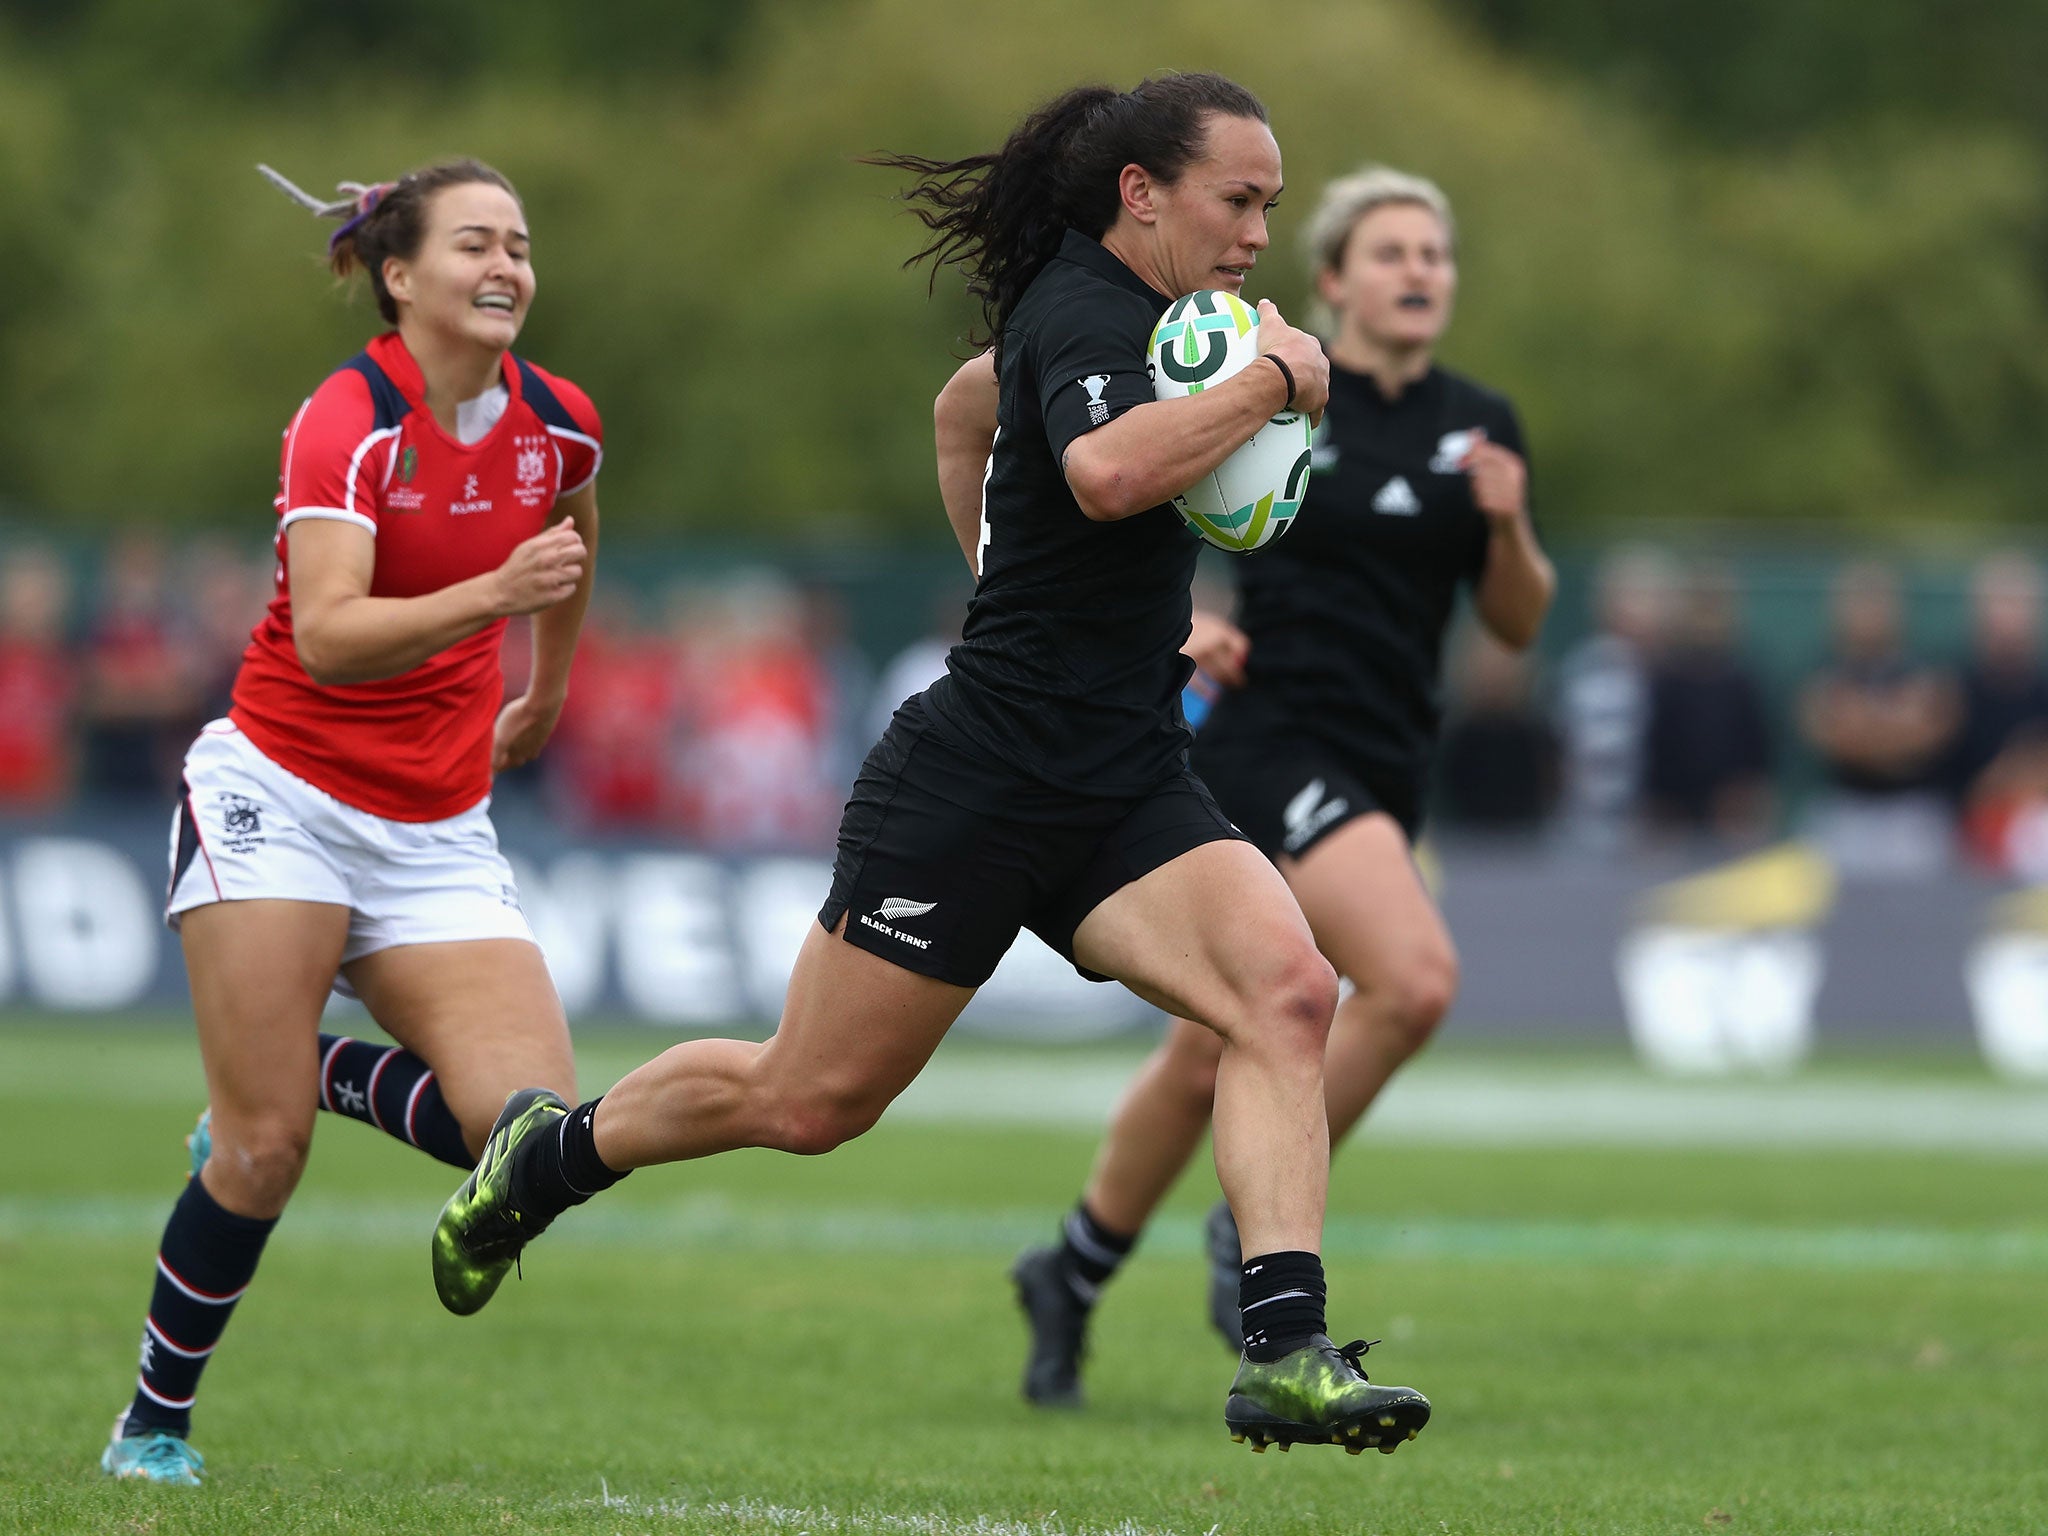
1332, 358, 1440, 410
365, 331, 525, 414
1055, 229, 1171, 306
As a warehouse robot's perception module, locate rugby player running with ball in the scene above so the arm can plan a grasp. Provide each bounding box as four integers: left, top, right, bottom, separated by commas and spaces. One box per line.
1010, 167, 1555, 1406
101, 160, 601, 1485
432, 75, 1431, 1457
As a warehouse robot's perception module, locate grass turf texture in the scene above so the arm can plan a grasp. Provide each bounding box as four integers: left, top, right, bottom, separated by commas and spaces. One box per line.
3, 1023, 2045, 1534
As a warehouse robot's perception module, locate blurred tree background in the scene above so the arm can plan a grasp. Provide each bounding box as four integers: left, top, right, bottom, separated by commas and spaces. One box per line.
0, 0, 2042, 539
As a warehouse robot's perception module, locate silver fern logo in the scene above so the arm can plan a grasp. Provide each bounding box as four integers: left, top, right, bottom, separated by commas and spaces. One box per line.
1282, 778, 1350, 853
876, 898, 937, 923
1283, 780, 1327, 834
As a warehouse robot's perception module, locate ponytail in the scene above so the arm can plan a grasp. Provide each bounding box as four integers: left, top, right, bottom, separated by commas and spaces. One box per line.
869, 72, 1268, 352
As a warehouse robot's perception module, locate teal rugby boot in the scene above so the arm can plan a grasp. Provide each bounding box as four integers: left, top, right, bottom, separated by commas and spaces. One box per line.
1225, 1336, 1430, 1454
100, 1410, 205, 1486
430, 1088, 569, 1316
187, 1109, 212, 1180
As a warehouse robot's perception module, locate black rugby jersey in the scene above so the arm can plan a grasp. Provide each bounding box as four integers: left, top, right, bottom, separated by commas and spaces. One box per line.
1203, 362, 1527, 789
923, 230, 1199, 800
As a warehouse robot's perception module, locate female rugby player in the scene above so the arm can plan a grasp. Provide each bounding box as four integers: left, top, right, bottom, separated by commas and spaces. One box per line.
434, 75, 1431, 1458
1011, 167, 1555, 1406
100, 160, 602, 1485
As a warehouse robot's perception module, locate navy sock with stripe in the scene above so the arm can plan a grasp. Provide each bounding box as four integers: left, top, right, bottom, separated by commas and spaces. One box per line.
1239, 1250, 1327, 1362
316, 1033, 471, 1169
1055, 1202, 1137, 1305
123, 1176, 275, 1438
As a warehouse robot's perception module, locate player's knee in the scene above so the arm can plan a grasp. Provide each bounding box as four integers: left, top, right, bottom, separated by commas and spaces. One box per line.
1166, 1045, 1221, 1109
1158, 1023, 1223, 1107
211, 1119, 311, 1205
771, 1085, 886, 1157
1242, 945, 1339, 1060
1384, 944, 1459, 1054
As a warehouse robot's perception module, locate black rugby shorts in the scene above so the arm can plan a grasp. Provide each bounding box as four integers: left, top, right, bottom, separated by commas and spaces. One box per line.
1191, 730, 1422, 861
819, 700, 1244, 987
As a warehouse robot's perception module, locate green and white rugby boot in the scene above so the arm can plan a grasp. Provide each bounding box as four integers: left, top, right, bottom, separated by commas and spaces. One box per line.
1225, 1336, 1430, 1455
430, 1088, 568, 1316
100, 1409, 204, 1486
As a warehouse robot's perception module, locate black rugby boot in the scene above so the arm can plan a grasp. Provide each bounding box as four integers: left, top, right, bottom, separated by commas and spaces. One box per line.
1204, 1199, 1246, 1351
1011, 1245, 1091, 1408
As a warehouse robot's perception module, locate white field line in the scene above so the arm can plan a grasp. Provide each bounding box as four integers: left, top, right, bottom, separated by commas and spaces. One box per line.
7, 1196, 2047, 1273
22, 1040, 2048, 1153
594, 1480, 1214, 1536
886, 1059, 2048, 1155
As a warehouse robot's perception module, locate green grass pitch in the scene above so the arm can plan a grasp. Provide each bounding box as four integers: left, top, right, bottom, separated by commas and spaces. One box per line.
3, 1020, 2045, 1534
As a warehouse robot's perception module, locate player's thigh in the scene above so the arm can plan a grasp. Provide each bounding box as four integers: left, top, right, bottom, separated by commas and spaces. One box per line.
179, 898, 350, 1139
1072, 838, 1332, 1039
344, 938, 575, 1132
755, 913, 974, 1126
1283, 813, 1455, 999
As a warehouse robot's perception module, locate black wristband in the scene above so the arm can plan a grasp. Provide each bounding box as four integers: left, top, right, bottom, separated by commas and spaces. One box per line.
1263, 353, 1296, 408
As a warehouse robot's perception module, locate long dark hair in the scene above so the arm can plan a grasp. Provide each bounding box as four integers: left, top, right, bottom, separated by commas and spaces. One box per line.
869, 73, 1268, 352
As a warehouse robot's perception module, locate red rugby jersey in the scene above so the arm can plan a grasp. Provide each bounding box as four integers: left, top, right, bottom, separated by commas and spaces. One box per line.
231, 332, 602, 821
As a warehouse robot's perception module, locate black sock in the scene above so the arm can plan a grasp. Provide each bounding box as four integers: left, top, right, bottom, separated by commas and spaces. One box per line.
510, 1097, 628, 1222
123, 1176, 276, 1438
1239, 1250, 1327, 1362
317, 1033, 471, 1169
1055, 1202, 1137, 1305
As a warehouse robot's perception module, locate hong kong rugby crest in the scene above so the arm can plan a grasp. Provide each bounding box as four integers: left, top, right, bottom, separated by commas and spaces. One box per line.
514, 433, 551, 508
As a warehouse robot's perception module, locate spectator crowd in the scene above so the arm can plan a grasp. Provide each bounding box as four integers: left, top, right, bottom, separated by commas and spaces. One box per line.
3, 532, 2045, 878
1519, 547, 2048, 878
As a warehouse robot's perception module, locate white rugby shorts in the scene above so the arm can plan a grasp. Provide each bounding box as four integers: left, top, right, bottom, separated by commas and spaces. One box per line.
166, 721, 536, 981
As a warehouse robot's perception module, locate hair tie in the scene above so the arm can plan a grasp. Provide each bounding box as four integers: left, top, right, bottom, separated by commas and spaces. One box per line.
325, 183, 398, 254
255, 164, 399, 252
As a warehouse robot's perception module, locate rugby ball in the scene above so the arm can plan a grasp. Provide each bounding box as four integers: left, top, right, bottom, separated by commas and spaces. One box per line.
1149, 290, 1313, 552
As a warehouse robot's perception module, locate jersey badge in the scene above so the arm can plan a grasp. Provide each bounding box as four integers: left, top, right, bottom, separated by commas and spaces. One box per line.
1372, 476, 1422, 516
1429, 429, 1480, 475
398, 446, 418, 483
450, 472, 493, 517
1081, 374, 1112, 427
514, 433, 551, 508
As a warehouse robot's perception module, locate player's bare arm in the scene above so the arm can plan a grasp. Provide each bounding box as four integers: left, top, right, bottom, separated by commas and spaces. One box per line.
934, 351, 998, 576
496, 481, 600, 770
1183, 609, 1251, 687
289, 516, 584, 687
1063, 301, 1322, 522
1465, 433, 1554, 649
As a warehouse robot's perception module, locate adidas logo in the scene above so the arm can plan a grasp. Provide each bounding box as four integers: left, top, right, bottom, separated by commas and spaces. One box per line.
1372, 476, 1421, 516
